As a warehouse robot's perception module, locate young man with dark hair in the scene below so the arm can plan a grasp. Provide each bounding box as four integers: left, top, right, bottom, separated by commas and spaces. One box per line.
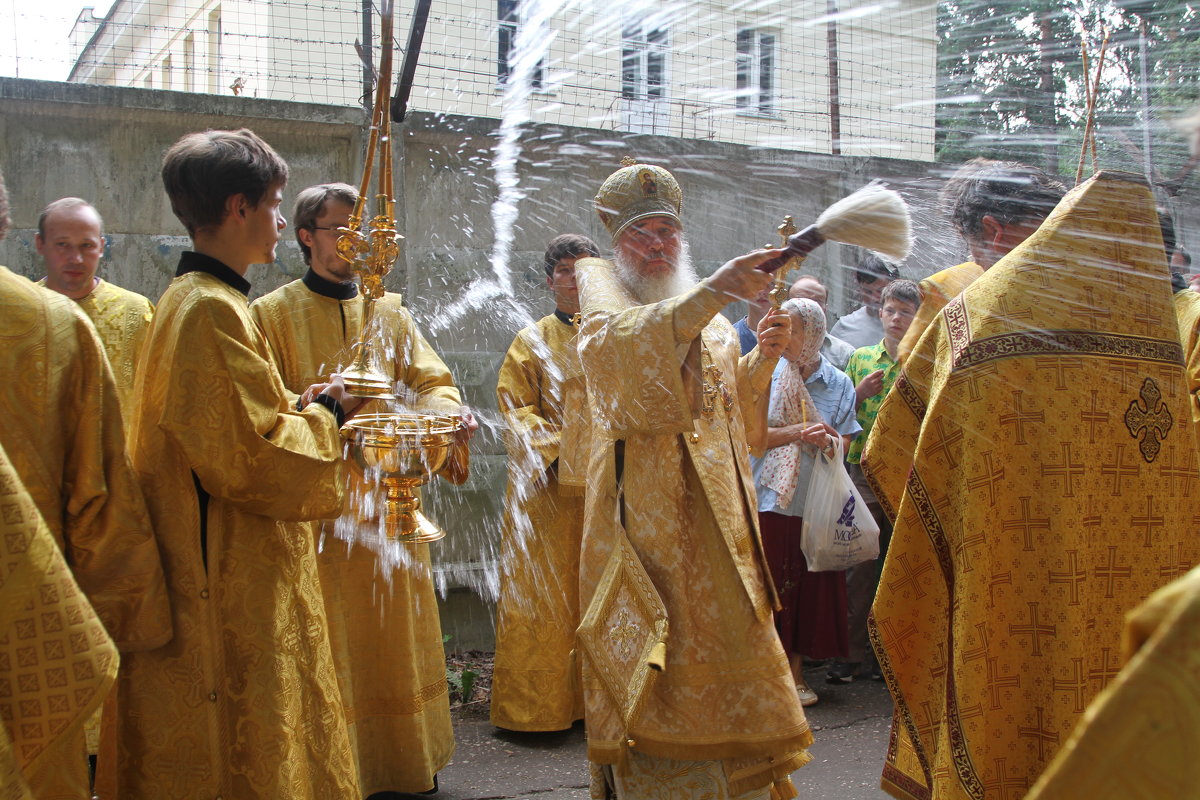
102, 130, 362, 799
898, 158, 1066, 363
251, 182, 476, 795
491, 233, 598, 732
830, 254, 900, 349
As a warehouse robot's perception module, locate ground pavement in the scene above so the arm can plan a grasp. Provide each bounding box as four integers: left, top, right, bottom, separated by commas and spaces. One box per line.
430, 664, 893, 800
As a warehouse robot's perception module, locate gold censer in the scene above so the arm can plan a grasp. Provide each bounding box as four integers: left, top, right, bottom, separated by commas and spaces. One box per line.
336, 0, 463, 543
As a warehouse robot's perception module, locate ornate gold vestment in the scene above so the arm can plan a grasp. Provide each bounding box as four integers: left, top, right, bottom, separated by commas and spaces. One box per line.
0, 443, 119, 800
103, 268, 358, 800
42, 277, 154, 412
574, 257, 812, 797
863, 172, 1200, 800
1024, 564, 1200, 800
250, 277, 459, 794
896, 261, 983, 365
1173, 288, 1200, 434
491, 313, 588, 732
0, 265, 170, 797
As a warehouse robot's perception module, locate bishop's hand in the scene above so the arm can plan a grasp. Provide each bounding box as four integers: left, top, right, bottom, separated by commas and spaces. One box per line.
708, 248, 788, 304
756, 308, 791, 359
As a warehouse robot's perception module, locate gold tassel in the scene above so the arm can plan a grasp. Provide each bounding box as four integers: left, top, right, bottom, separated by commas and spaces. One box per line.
647, 641, 667, 670
770, 777, 798, 800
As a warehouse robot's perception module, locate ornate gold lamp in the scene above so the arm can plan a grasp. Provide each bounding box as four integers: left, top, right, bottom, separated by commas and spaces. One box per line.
336, 0, 463, 543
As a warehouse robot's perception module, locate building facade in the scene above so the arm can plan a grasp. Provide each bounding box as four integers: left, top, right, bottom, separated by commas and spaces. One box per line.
69, 0, 936, 160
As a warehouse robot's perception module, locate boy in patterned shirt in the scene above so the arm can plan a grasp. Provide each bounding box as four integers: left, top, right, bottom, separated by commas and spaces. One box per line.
827, 278, 919, 684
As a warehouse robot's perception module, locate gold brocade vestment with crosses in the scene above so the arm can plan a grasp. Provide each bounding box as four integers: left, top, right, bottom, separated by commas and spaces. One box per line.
573, 257, 812, 797
104, 265, 358, 800
0, 266, 170, 798
41, 277, 154, 413
0, 444, 119, 800
250, 277, 461, 794
863, 172, 1200, 800
492, 312, 589, 732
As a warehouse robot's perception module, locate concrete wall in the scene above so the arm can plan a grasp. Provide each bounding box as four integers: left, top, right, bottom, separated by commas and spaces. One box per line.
1, 76, 975, 650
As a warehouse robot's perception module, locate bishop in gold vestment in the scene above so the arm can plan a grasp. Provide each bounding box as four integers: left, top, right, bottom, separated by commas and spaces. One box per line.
0, 265, 170, 798
491, 311, 588, 731
251, 268, 462, 794
105, 252, 358, 799
0, 444, 119, 800
863, 172, 1200, 800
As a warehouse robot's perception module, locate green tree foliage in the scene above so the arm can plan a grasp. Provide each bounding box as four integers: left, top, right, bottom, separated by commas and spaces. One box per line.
936, 0, 1200, 190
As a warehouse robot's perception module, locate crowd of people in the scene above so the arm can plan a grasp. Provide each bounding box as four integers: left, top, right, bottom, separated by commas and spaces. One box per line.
0, 129, 1197, 800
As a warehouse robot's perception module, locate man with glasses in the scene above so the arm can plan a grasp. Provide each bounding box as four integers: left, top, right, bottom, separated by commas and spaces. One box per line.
251, 182, 476, 796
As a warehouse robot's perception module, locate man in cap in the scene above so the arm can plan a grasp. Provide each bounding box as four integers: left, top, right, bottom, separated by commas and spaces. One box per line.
35, 198, 154, 411
251, 181, 474, 795
897, 158, 1065, 363
573, 159, 812, 798
863, 172, 1199, 799
491, 233, 599, 732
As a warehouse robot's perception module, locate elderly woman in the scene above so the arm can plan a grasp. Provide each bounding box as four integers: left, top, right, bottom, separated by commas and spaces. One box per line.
752, 297, 861, 707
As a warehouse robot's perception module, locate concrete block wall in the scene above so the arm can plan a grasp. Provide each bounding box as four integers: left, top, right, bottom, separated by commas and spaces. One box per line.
1, 76, 990, 651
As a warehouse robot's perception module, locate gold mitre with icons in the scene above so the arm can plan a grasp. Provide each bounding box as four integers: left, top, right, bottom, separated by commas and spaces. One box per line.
594, 156, 683, 240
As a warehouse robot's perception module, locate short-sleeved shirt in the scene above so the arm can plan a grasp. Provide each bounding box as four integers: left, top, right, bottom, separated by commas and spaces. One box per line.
830, 305, 884, 350
733, 316, 758, 356
752, 356, 862, 517
844, 341, 900, 464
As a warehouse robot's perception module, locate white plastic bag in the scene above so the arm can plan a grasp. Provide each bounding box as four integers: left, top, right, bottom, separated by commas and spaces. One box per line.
801, 437, 880, 572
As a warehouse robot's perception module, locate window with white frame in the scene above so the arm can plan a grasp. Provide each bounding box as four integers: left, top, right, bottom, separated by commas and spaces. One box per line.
497, 0, 544, 89
736, 28, 776, 115
621, 21, 668, 101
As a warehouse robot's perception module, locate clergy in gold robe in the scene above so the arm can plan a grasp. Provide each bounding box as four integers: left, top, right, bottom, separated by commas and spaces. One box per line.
102, 130, 359, 800
895, 262, 981, 364
0, 264, 171, 798
491, 233, 598, 732
862, 171, 1200, 800
0, 443, 119, 800
575, 161, 811, 799
35, 197, 154, 412
898, 160, 1064, 366
250, 181, 466, 795
1173, 284, 1200, 433
1023, 563, 1200, 800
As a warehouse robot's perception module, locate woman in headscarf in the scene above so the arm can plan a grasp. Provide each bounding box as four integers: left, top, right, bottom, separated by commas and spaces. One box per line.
752, 297, 861, 707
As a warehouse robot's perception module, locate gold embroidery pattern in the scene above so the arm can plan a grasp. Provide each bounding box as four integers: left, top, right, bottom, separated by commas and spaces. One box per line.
1123, 378, 1173, 463
954, 330, 1183, 371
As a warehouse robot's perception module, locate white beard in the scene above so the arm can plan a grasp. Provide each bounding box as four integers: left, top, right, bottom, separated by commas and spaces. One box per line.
612, 240, 698, 304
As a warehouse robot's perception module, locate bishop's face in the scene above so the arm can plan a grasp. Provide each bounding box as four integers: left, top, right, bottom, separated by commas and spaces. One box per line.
614, 216, 683, 279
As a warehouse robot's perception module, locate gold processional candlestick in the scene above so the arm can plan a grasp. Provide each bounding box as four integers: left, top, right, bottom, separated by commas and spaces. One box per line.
770, 215, 799, 309
334, 0, 463, 544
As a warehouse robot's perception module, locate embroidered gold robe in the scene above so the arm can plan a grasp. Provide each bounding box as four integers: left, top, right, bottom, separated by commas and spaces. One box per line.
573, 257, 812, 797
0, 443, 119, 800
896, 261, 983, 365
103, 263, 358, 800
1024, 564, 1200, 800
42, 277, 154, 412
491, 313, 588, 732
250, 277, 460, 794
0, 265, 170, 797
862, 172, 1200, 800
1173, 288, 1200, 433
